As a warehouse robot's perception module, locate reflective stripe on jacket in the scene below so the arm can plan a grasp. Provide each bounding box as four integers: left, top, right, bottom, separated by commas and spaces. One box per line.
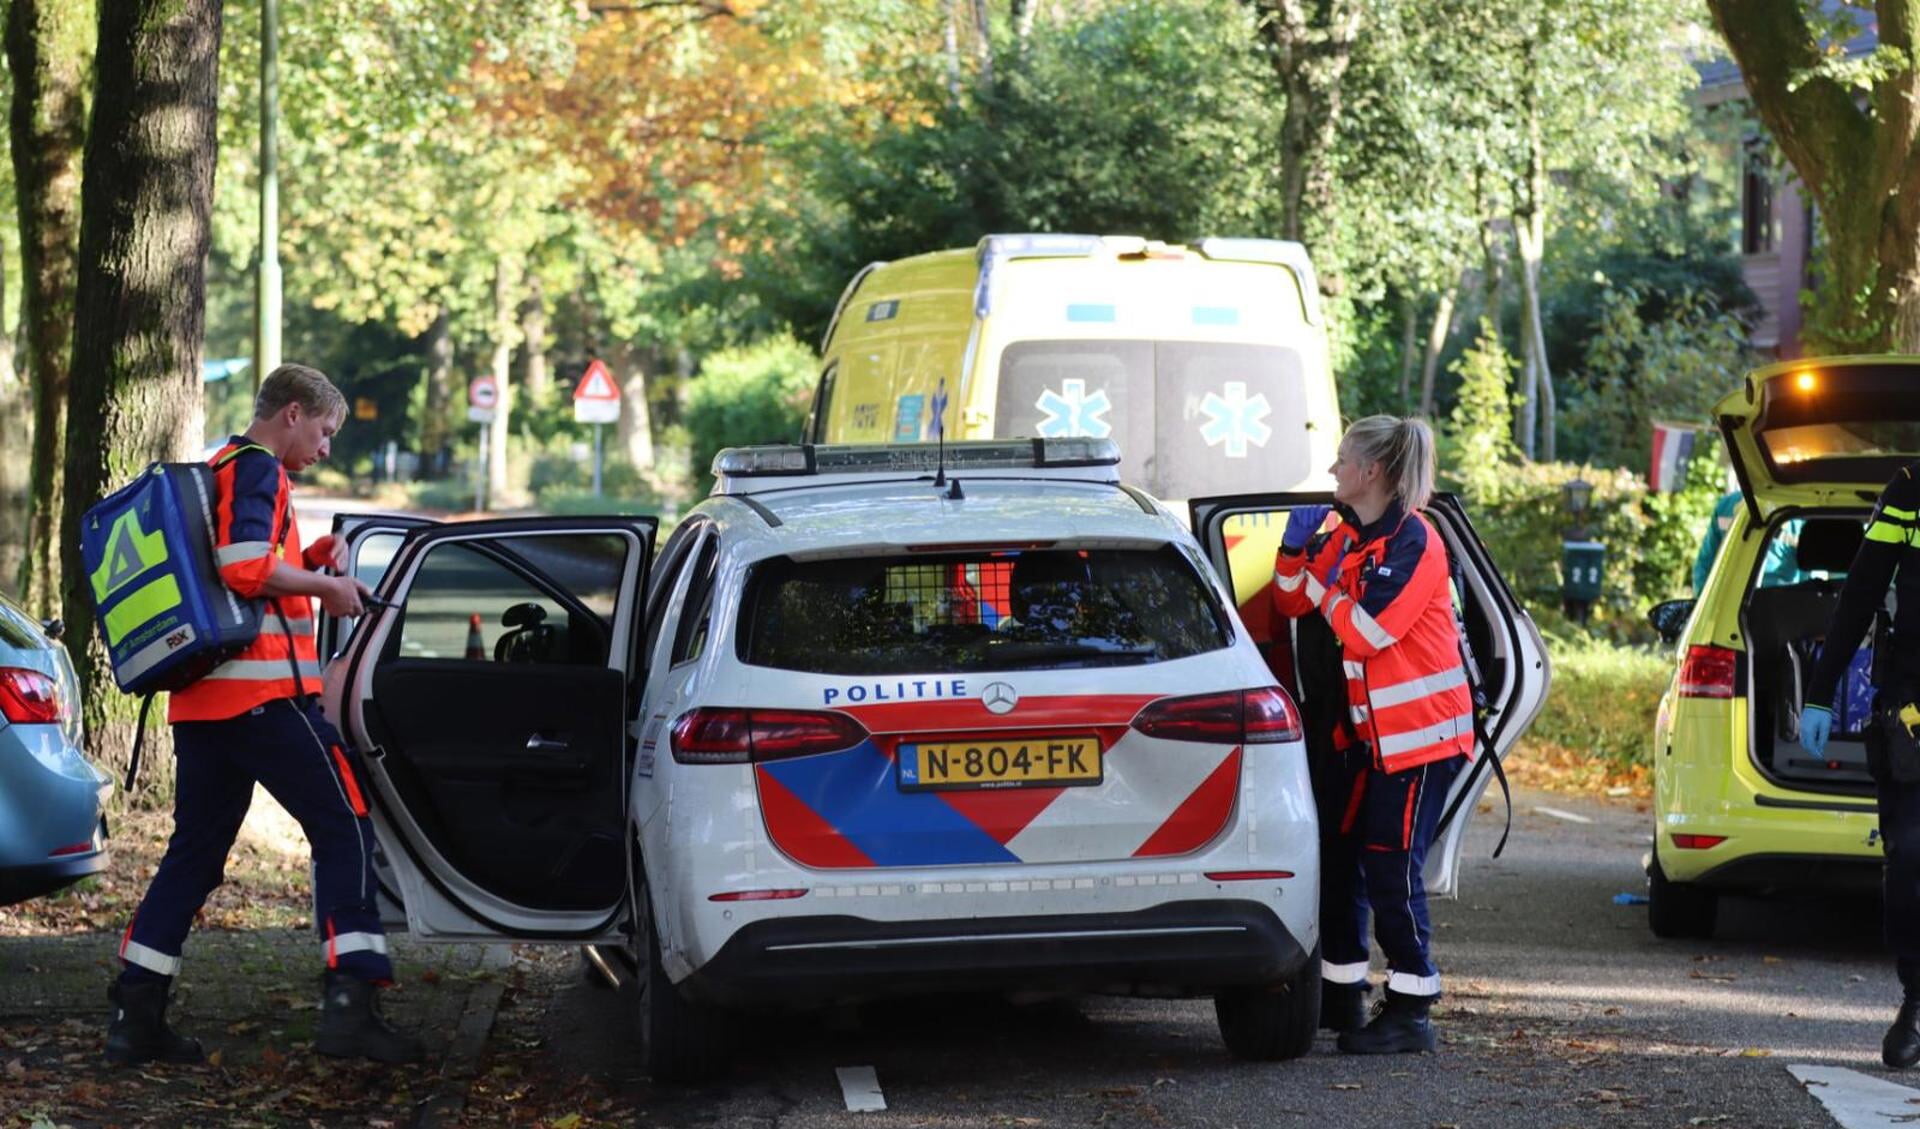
168, 439, 326, 722
1273, 501, 1474, 773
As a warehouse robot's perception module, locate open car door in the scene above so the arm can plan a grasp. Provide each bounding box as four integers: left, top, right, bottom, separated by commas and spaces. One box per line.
315, 511, 438, 663
1719, 356, 1920, 521
329, 516, 656, 942
1188, 492, 1549, 897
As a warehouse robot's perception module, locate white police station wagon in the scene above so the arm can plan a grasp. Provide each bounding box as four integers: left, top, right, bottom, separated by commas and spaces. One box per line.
318, 439, 1544, 1082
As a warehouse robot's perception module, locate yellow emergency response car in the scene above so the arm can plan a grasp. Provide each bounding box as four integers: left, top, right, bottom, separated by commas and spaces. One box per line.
807, 233, 1341, 621
1646, 356, 1920, 938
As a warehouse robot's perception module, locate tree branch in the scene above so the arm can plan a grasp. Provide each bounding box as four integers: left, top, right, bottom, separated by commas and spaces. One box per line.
1706, 0, 1871, 203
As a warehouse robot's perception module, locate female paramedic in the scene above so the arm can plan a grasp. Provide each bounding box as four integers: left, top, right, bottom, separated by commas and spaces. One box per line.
1272, 414, 1475, 1055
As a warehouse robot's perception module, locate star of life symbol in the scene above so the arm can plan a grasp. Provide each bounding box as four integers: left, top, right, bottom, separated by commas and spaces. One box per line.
1198, 381, 1273, 458
1034, 379, 1113, 439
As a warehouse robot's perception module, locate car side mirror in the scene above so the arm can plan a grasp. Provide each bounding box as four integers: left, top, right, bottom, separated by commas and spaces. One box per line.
40, 617, 64, 641
1647, 599, 1694, 644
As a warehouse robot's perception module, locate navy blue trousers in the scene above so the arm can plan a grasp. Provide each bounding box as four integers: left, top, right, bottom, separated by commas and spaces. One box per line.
1314, 748, 1464, 1000
1880, 774, 1920, 978
119, 696, 393, 984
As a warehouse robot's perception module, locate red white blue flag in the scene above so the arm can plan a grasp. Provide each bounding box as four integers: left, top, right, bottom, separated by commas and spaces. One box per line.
1649, 422, 1699, 493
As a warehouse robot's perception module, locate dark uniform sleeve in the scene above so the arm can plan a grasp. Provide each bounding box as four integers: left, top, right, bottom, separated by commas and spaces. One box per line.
1806, 466, 1918, 710
214, 449, 285, 598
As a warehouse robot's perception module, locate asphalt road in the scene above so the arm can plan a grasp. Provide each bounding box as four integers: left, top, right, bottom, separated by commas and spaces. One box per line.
511, 785, 1913, 1128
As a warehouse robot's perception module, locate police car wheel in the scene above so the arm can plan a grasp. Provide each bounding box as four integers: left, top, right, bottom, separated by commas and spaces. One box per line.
630, 890, 731, 1084
1213, 943, 1321, 1061
1647, 852, 1718, 940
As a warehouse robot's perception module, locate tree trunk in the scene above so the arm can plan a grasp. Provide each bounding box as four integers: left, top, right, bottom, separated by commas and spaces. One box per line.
8, 0, 94, 618
1418, 281, 1458, 419
522, 273, 549, 403
943, 2, 962, 102
61, 0, 222, 791
0, 258, 24, 602
610, 342, 654, 474
1515, 224, 1556, 460
1249, 0, 1363, 296
487, 255, 517, 506
421, 304, 452, 477
1397, 295, 1419, 410
1707, 0, 1920, 353
1512, 56, 1555, 460
1014, 0, 1039, 39
970, 0, 992, 87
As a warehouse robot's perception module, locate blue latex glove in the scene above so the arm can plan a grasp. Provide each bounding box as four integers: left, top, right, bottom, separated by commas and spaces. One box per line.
1801, 704, 1833, 756
1281, 505, 1333, 551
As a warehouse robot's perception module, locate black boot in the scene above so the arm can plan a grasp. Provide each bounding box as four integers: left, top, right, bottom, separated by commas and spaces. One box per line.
104, 978, 205, 1066
1336, 990, 1437, 1055
315, 971, 425, 1064
1319, 980, 1369, 1033
1888, 961, 1920, 1070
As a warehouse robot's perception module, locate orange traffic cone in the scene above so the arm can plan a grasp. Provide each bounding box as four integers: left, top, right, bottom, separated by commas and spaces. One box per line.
464, 614, 485, 661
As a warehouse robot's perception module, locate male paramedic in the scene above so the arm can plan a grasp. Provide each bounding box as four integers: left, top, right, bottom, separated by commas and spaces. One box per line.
1802, 458, 1920, 1070
105, 364, 423, 1066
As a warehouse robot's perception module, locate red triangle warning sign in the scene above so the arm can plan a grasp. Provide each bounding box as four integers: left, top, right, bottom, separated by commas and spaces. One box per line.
574, 359, 619, 402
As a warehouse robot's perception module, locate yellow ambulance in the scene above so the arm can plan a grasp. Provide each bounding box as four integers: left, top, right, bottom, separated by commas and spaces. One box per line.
806, 233, 1341, 617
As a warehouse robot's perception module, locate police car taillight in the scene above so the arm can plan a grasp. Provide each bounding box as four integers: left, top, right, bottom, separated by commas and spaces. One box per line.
1676, 645, 1739, 699
0, 668, 65, 724
1242, 686, 1304, 743
1129, 687, 1302, 745
670, 707, 869, 764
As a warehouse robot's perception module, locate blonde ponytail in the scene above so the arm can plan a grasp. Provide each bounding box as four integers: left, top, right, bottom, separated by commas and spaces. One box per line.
1343, 414, 1437, 511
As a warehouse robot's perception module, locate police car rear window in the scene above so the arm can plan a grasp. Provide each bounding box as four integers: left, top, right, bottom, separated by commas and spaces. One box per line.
738, 546, 1230, 674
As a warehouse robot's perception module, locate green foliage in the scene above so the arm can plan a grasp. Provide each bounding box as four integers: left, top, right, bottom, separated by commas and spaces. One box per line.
1441, 322, 1520, 493
1523, 631, 1672, 774
1453, 453, 1722, 641
1557, 287, 1754, 469
756, 0, 1282, 341
682, 336, 818, 488
405, 479, 472, 513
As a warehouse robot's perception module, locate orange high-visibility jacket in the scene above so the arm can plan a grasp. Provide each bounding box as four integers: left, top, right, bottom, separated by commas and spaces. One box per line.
1272, 502, 1475, 774
168, 439, 328, 722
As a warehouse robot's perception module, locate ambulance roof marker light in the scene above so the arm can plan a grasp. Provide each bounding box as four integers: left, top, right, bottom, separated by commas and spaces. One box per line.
974, 233, 1103, 318
1794, 370, 1818, 393
1194, 237, 1323, 325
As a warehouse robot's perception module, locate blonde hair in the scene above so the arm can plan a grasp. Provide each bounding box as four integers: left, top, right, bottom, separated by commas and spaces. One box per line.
254, 363, 346, 423
1343, 414, 1437, 511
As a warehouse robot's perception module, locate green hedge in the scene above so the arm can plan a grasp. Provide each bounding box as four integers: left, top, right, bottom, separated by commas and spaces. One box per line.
683, 336, 817, 490
1521, 632, 1672, 778
1451, 450, 1722, 643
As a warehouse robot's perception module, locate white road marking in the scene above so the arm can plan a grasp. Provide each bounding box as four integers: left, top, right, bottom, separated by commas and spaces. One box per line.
837, 1065, 887, 1112
1789, 1064, 1920, 1127
1532, 806, 1593, 825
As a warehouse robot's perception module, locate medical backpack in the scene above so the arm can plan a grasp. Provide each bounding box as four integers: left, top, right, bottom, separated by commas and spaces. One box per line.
80, 448, 279, 697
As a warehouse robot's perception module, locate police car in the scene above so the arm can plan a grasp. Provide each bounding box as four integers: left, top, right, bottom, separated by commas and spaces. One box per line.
318, 439, 1545, 1081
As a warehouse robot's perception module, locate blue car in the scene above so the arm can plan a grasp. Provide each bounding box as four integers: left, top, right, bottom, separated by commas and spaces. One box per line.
0, 592, 110, 906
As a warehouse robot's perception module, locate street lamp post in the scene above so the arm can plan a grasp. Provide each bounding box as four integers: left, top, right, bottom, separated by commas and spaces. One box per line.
254, 0, 282, 386
1560, 476, 1604, 625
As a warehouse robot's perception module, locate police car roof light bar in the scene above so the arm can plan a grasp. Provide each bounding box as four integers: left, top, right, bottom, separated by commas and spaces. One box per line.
711, 438, 1121, 481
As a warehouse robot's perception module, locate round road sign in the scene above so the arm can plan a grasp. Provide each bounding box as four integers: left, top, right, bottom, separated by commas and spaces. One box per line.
469, 376, 498, 410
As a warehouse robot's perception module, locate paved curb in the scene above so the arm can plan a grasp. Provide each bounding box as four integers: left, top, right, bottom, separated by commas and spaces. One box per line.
412, 943, 515, 1129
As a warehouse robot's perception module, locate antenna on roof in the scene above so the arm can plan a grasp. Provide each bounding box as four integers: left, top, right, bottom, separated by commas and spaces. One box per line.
932, 378, 961, 497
